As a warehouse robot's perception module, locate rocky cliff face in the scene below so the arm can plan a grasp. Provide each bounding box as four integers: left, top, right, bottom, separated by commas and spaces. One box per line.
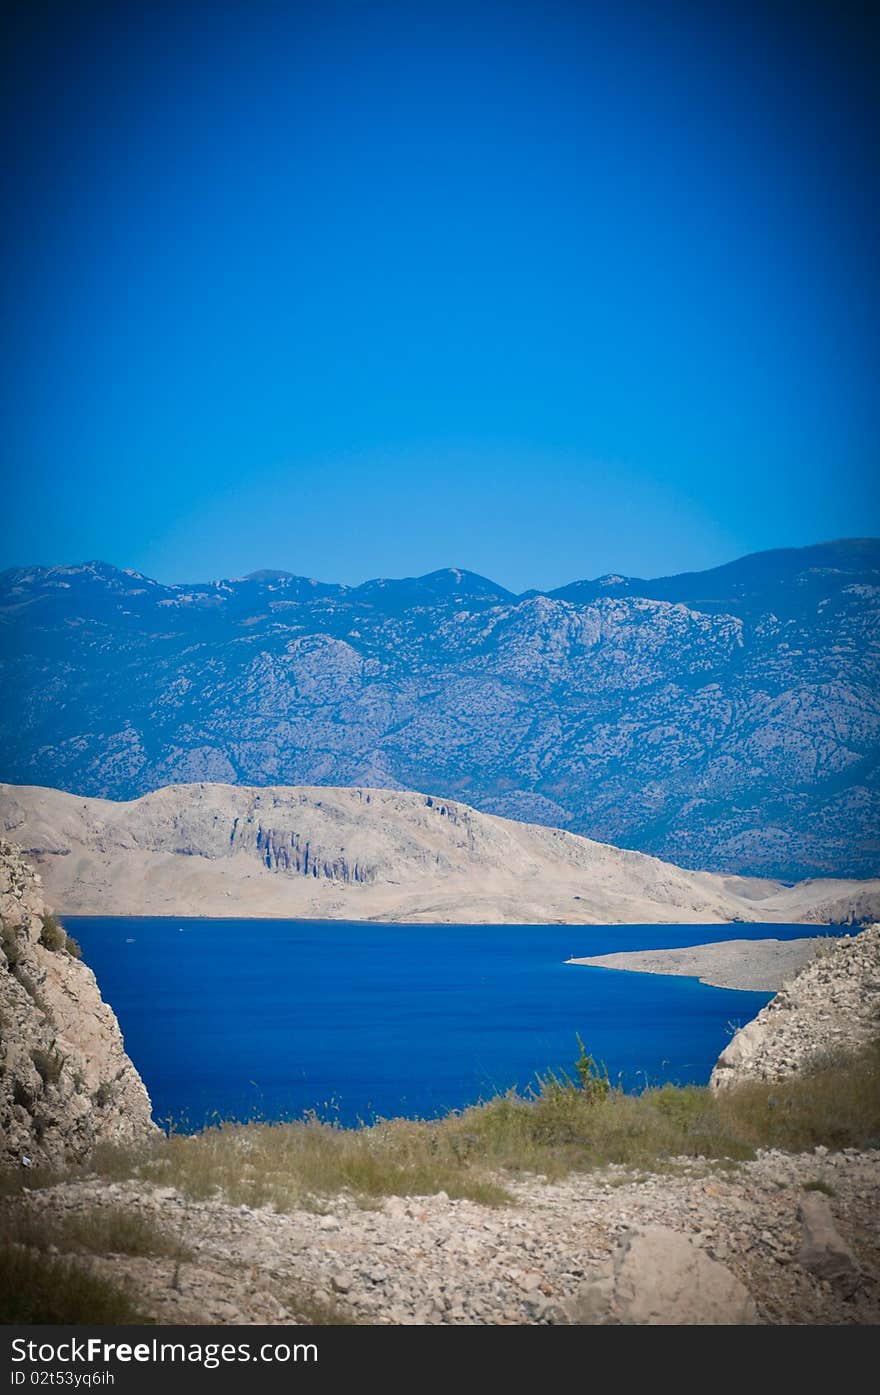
0, 539, 877, 881
0, 840, 156, 1168
2, 780, 878, 926
710, 924, 880, 1091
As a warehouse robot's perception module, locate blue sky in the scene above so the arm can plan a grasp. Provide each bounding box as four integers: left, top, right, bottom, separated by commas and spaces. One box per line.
1, 0, 877, 591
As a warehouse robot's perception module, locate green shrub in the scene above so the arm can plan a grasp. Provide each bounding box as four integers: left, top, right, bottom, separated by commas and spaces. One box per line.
93, 1081, 116, 1108
65, 935, 82, 960
39, 913, 67, 952
1, 921, 22, 968
573, 1034, 611, 1101
31, 1048, 63, 1086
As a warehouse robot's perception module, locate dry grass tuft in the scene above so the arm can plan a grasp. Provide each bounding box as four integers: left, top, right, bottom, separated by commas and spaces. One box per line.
713, 1039, 880, 1152
0, 1204, 191, 1261
5, 1041, 877, 1216
0, 1246, 143, 1324
82, 1040, 877, 1210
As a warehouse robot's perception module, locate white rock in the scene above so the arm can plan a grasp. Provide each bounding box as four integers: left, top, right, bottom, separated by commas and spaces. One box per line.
568, 1226, 759, 1326
796, 1193, 860, 1295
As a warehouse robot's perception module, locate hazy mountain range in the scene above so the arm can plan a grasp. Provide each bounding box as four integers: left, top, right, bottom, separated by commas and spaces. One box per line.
1, 538, 878, 881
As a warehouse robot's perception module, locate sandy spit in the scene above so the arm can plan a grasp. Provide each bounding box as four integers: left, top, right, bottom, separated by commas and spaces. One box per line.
567, 937, 829, 992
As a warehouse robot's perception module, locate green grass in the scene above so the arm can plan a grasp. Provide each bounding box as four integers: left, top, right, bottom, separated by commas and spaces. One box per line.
0, 1203, 190, 1324
80, 1038, 876, 1211
713, 1038, 880, 1153
0, 1164, 70, 1199
6, 1039, 878, 1214
0, 1205, 192, 1260
0, 1036, 873, 1326
137, 1115, 513, 1210
439, 1079, 757, 1178
0, 1246, 144, 1324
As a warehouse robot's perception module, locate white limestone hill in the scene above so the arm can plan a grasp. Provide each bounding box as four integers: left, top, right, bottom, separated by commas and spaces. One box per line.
1, 781, 878, 926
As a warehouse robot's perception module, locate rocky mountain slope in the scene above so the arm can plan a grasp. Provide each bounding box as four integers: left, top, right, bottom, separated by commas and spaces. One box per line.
710, 924, 880, 1091
1, 539, 878, 880
0, 841, 156, 1168
2, 780, 879, 925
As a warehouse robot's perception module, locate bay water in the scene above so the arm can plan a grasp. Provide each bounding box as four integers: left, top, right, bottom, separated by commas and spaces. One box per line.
66, 917, 821, 1129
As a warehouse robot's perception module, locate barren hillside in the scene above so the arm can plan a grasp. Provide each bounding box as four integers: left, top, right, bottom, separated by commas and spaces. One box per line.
2, 781, 878, 925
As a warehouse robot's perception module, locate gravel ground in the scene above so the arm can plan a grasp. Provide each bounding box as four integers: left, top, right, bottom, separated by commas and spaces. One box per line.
12, 1147, 880, 1325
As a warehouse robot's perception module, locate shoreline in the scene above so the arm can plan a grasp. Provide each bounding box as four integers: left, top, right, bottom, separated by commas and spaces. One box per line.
60, 910, 852, 927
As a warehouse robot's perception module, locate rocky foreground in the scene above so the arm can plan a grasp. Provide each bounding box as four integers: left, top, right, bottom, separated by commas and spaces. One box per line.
3, 780, 879, 926
10, 1148, 880, 1325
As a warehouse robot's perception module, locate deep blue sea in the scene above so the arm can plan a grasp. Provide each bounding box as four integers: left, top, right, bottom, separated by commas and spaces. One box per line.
65, 918, 822, 1129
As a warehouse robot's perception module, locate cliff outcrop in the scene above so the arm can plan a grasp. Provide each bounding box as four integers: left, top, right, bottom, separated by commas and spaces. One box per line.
710, 924, 880, 1091
0, 840, 156, 1168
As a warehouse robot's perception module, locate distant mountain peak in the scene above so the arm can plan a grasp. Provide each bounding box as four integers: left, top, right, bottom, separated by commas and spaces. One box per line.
5, 538, 878, 601
415, 566, 511, 593
354, 568, 515, 606
242, 569, 299, 583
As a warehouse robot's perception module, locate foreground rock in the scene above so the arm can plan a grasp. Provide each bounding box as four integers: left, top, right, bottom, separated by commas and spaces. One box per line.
7, 1148, 879, 1325
570, 937, 824, 992
796, 1192, 861, 1296
2, 781, 878, 926
567, 1225, 758, 1325
0, 840, 156, 1168
710, 924, 880, 1091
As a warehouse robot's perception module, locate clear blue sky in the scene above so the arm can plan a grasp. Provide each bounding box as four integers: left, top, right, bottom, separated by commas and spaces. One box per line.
1, 0, 877, 591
